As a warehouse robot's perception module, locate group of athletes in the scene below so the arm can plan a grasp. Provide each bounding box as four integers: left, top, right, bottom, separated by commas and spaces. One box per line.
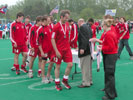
9, 9, 133, 94
10, 10, 79, 91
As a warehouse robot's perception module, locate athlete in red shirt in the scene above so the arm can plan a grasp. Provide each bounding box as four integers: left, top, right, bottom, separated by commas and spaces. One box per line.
118, 17, 133, 60
51, 10, 73, 91
90, 19, 118, 100
68, 19, 78, 49
115, 17, 121, 40
0, 21, 2, 39
88, 18, 97, 50
94, 21, 99, 34
88, 18, 96, 38
10, 12, 28, 75
37, 16, 54, 84
28, 16, 42, 78
46, 16, 55, 82
24, 16, 32, 36
47, 16, 54, 32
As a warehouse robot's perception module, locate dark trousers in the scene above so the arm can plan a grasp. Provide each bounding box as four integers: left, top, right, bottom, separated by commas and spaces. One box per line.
118, 39, 133, 58
103, 53, 118, 99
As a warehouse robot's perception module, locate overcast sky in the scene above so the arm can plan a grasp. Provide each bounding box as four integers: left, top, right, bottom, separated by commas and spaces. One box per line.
1, 0, 22, 6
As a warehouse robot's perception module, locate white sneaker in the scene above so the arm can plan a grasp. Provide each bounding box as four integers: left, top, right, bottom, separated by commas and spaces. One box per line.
48, 75, 54, 82
11, 66, 16, 71
28, 70, 33, 78
130, 56, 133, 60
42, 77, 50, 84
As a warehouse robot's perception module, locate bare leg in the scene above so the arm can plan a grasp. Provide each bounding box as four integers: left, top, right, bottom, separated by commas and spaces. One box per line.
55, 64, 61, 79
38, 57, 42, 69
41, 60, 47, 78
47, 62, 54, 77
14, 54, 19, 65
29, 56, 35, 70
22, 52, 27, 65
64, 62, 73, 76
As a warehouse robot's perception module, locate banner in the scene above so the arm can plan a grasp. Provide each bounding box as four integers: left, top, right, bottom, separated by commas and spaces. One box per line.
105, 9, 116, 16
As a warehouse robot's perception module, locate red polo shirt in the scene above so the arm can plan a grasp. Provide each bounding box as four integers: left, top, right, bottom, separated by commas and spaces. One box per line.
52, 22, 70, 51
102, 30, 118, 54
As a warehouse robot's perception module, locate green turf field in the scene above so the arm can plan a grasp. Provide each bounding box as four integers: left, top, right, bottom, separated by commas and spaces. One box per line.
0, 33, 133, 100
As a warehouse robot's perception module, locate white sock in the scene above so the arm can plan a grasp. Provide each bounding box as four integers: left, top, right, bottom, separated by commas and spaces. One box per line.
29, 69, 33, 72
55, 78, 60, 82
63, 75, 69, 79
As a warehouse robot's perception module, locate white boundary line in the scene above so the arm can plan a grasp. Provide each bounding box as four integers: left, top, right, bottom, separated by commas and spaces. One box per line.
0, 78, 39, 86
0, 58, 14, 61
0, 75, 28, 79
0, 58, 132, 90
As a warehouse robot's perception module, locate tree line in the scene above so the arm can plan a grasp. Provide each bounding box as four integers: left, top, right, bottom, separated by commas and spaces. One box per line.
0, 0, 133, 21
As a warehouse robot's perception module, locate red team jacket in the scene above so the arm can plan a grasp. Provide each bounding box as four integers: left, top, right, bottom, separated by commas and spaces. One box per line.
94, 22, 99, 28
29, 25, 40, 48
37, 25, 52, 53
10, 21, 27, 46
25, 23, 32, 35
102, 30, 118, 54
115, 23, 121, 40
49, 23, 54, 32
52, 22, 70, 51
91, 24, 97, 38
119, 23, 130, 39
69, 23, 78, 48
111, 25, 119, 40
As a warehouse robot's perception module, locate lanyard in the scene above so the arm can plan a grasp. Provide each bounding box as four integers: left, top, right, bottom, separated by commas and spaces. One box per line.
102, 32, 106, 42
59, 21, 66, 38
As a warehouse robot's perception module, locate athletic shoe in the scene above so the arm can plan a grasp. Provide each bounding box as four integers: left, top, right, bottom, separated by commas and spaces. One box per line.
102, 96, 115, 100
101, 88, 105, 91
117, 57, 120, 60
130, 56, 133, 60
28, 70, 33, 78
55, 84, 63, 91
42, 77, 50, 84
62, 80, 71, 89
90, 82, 93, 85
16, 70, 20, 75
77, 84, 90, 88
37, 70, 42, 77
20, 66, 28, 73
48, 75, 54, 82
11, 66, 16, 71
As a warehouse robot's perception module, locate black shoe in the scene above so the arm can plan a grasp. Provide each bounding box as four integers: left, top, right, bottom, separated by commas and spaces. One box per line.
101, 88, 105, 91
90, 83, 93, 86
78, 84, 90, 88
102, 96, 115, 100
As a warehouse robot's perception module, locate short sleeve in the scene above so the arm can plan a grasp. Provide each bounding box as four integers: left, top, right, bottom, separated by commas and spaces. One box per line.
51, 25, 58, 39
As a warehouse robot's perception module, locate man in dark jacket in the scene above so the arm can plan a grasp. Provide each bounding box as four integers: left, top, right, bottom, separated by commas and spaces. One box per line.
77, 18, 93, 88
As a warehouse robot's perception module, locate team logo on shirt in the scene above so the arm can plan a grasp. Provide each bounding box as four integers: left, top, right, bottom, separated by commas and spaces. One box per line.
17, 27, 19, 29
22, 26, 24, 29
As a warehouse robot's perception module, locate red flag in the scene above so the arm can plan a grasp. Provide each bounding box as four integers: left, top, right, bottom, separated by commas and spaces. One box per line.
50, 6, 59, 15
0, 6, 8, 14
